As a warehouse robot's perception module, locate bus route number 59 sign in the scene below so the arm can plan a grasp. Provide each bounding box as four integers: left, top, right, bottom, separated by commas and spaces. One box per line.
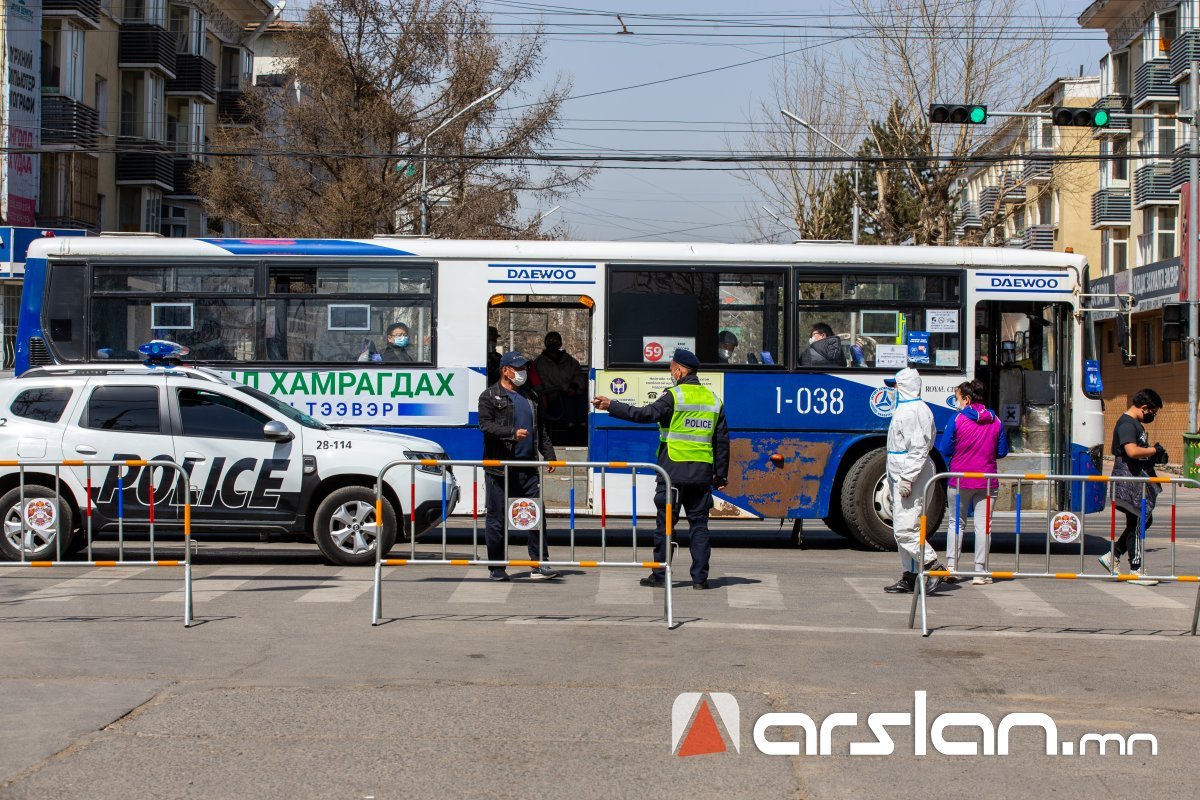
642, 336, 695, 364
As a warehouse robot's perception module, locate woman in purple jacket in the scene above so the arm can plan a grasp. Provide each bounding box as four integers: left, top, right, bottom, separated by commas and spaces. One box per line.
937, 380, 1010, 585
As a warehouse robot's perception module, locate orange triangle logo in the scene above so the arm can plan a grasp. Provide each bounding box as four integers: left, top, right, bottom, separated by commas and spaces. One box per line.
677, 700, 727, 757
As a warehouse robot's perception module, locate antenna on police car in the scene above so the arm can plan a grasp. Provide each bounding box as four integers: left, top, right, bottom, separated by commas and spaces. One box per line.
139, 340, 190, 368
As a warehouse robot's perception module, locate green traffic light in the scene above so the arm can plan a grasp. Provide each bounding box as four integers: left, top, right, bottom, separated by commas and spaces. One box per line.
969, 106, 987, 124
1093, 108, 1111, 127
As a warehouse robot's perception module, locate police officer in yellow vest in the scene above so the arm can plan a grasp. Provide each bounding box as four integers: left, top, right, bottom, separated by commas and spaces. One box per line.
592, 349, 729, 589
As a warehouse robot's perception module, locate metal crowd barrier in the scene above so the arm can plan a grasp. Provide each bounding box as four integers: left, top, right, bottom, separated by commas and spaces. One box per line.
0, 459, 194, 627
909, 471, 1200, 637
372, 459, 676, 628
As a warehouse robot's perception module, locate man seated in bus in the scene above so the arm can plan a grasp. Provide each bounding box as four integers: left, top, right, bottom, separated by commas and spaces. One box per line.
380, 322, 416, 363
800, 322, 847, 367
717, 330, 739, 363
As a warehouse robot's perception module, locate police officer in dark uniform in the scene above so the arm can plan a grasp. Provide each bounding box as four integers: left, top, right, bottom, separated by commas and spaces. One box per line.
592, 349, 729, 589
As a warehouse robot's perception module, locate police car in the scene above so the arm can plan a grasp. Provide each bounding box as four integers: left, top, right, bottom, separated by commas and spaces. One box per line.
0, 343, 457, 566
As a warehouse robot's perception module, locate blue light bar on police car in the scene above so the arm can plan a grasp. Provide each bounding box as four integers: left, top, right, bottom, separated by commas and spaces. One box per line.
139, 340, 189, 367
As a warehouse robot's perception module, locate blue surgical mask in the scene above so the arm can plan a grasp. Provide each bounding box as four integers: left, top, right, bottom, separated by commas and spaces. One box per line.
394, 336, 410, 348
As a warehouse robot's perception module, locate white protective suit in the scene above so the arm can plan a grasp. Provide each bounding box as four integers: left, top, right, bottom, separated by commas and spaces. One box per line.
885, 368, 939, 571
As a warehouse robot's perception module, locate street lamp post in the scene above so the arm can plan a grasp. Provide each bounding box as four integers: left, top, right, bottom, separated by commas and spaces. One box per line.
780, 108, 860, 245
419, 88, 502, 236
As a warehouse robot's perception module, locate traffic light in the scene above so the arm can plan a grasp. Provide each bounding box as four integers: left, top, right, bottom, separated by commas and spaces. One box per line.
1163, 302, 1186, 342
1051, 106, 1111, 127
928, 104, 988, 125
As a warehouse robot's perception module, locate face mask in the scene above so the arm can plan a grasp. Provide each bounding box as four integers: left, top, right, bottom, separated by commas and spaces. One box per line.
546, 341, 561, 352
719, 348, 733, 360
510, 370, 528, 387
394, 336, 409, 349
809, 335, 819, 345
1142, 410, 1157, 423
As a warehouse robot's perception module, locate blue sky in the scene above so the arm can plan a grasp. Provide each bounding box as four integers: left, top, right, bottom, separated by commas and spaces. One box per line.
285, 1, 1111, 242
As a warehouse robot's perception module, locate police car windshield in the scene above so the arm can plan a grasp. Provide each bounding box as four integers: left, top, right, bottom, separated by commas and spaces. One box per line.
235, 386, 330, 430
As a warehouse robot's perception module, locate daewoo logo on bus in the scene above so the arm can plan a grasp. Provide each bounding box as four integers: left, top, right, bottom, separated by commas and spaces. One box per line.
987, 276, 1061, 290
505, 267, 578, 281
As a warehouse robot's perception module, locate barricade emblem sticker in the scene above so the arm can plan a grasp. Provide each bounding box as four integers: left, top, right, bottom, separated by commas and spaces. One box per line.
24, 499, 56, 530
508, 498, 541, 531
869, 387, 895, 417
1050, 511, 1081, 544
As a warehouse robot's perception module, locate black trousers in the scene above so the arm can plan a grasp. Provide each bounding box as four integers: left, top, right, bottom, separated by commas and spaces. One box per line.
485, 468, 549, 566
652, 483, 713, 584
1114, 508, 1152, 567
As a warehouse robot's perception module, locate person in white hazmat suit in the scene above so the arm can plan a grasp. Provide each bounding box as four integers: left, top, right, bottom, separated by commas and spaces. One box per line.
882, 367, 946, 594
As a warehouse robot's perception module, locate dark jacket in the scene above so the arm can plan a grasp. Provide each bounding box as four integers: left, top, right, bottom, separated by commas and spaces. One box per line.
800, 335, 846, 367
606, 374, 730, 486
381, 345, 415, 363
478, 381, 555, 475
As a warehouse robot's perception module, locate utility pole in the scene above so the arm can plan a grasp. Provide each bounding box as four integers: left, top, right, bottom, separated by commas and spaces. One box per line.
1190, 58, 1199, 436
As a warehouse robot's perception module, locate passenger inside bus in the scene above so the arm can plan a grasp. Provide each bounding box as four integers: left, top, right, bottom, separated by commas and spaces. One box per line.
379, 322, 416, 363
717, 330, 739, 363
535, 331, 587, 440
800, 322, 848, 367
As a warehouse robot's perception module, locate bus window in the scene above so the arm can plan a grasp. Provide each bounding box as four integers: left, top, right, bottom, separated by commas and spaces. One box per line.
607, 267, 785, 367
44, 261, 87, 361
796, 272, 962, 369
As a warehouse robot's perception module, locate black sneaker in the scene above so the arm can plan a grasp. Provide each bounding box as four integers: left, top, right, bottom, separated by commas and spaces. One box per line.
489, 569, 510, 582
924, 561, 946, 595
693, 580, 711, 590
640, 574, 665, 588
883, 573, 915, 593
529, 567, 561, 580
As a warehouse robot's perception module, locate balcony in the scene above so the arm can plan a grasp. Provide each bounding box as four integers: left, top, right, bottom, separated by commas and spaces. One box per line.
957, 201, 982, 229
217, 90, 256, 126
1092, 95, 1131, 138
118, 25, 177, 79
978, 186, 1000, 216
1134, 162, 1178, 207
1133, 60, 1175, 109
1001, 171, 1025, 204
116, 141, 174, 191
1170, 145, 1192, 190
166, 54, 216, 102
1023, 158, 1052, 184
1091, 188, 1131, 227
1021, 224, 1056, 250
1169, 30, 1200, 83
43, 0, 101, 29
167, 156, 201, 199
41, 95, 99, 149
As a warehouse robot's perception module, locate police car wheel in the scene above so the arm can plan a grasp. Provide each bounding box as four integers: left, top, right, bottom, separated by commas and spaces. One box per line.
313, 486, 397, 567
0, 486, 75, 562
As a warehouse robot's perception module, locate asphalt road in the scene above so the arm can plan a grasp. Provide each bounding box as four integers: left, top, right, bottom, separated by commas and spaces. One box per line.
3, 498, 1200, 798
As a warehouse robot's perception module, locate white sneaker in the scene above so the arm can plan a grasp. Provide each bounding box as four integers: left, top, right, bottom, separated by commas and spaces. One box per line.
971, 576, 993, 585
1097, 552, 1116, 575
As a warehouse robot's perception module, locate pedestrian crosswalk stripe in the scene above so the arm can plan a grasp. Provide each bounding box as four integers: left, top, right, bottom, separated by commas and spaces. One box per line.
727, 573, 786, 610
843, 577, 908, 614
595, 570, 653, 605
980, 581, 1065, 617
296, 567, 379, 603
22, 567, 149, 602
153, 566, 272, 603
1089, 581, 1187, 609
447, 567, 513, 604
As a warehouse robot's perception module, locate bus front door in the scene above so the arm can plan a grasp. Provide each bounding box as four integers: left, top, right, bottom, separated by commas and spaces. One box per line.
974, 300, 1072, 509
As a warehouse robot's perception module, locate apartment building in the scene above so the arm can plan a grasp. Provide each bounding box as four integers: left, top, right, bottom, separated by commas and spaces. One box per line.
16, 0, 276, 235
1079, 0, 1194, 452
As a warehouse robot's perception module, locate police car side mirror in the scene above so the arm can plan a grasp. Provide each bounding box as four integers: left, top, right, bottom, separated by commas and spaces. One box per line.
263, 420, 294, 443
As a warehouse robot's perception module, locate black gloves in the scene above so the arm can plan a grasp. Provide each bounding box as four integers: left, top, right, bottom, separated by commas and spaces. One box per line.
1154, 442, 1170, 465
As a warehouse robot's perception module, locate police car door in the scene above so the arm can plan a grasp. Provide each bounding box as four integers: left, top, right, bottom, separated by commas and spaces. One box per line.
168, 385, 302, 528
60, 378, 178, 528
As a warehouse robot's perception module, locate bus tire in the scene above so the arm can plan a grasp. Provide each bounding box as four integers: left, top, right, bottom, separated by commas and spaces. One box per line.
313, 486, 397, 567
840, 449, 946, 553
821, 501, 855, 541
0, 486, 75, 561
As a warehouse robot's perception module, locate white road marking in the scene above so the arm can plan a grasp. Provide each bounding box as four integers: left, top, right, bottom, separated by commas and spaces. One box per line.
595, 570, 652, 605
153, 566, 273, 603
726, 573, 786, 610
296, 567, 378, 603
981, 581, 1065, 617
844, 577, 909, 614
1089, 581, 1188, 609
448, 567, 513, 604
22, 568, 149, 602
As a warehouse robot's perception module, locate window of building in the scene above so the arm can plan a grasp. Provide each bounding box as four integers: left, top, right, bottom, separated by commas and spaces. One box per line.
1157, 207, 1177, 259
10, 388, 73, 423
1113, 140, 1129, 182
1157, 106, 1177, 155
608, 268, 787, 367
1161, 8, 1179, 51
40, 22, 85, 102
95, 76, 108, 133
168, 4, 205, 57
190, 101, 205, 157
161, 204, 188, 237
117, 187, 162, 232
83, 386, 162, 433
123, 0, 165, 27
39, 153, 99, 228
1037, 193, 1053, 226
1141, 321, 1156, 365
177, 389, 269, 439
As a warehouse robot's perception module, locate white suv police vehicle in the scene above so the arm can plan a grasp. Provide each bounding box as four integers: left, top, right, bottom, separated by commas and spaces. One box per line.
0, 351, 457, 566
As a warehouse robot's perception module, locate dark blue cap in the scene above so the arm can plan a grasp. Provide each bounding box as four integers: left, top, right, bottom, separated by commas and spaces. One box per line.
499, 351, 529, 368
672, 348, 700, 369
883, 377, 897, 387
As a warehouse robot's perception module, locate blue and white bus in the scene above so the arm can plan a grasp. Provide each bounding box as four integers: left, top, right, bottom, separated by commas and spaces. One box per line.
15, 236, 1105, 549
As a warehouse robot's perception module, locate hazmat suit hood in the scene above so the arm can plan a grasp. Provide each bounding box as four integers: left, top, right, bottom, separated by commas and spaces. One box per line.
886, 368, 923, 402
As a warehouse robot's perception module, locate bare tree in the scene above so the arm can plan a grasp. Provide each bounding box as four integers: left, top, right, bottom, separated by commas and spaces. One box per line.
747, 0, 1049, 245
195, 0, 590, 238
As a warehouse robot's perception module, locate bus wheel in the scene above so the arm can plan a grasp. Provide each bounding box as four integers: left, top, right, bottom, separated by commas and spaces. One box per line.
821, 499, 855, 541
839, 449, 896, 552
313, 487, 397, 567
0, 486, 75, 561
